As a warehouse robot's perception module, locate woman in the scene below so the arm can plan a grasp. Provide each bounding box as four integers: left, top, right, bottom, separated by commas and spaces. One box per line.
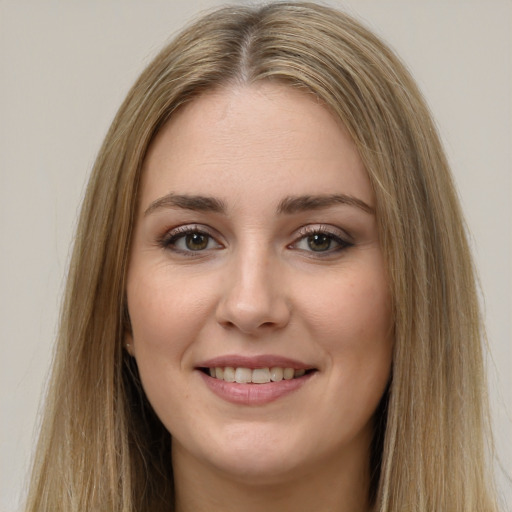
25, 2, 498, 511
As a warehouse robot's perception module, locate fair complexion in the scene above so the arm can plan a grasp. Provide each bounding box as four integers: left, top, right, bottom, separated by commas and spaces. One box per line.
126, 83, 393, 512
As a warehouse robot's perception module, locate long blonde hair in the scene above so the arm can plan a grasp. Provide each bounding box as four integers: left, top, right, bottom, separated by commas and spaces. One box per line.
26, 3, 497, 511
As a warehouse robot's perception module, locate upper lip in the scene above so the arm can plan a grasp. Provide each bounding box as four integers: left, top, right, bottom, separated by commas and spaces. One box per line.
196, 354, 315, 370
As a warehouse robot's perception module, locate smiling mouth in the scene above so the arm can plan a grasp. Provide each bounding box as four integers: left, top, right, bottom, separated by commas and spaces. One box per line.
200, 367, 317, 384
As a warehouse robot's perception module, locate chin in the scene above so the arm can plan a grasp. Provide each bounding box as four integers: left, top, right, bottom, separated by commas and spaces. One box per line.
176, 422, 312, 484
206, 451, 307, 486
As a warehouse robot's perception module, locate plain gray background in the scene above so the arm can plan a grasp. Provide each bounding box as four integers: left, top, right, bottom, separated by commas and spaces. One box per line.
1, 1, 510, 510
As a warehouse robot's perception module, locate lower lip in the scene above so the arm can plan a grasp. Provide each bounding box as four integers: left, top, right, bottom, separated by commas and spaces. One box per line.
198, 371, 315, 406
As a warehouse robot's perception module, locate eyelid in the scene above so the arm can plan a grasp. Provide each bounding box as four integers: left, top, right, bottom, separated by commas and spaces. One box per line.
158, 224, 223, 254
290, 224, 353, 255
294, 224, 352, 242
156, 222, 352, 256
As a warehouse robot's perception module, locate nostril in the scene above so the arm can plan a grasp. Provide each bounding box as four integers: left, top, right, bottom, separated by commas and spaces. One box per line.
215, 277, 291, 334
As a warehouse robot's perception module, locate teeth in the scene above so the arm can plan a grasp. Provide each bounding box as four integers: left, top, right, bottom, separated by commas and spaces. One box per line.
270, 367, 283, 382
223, 367, 235, 382
252, 368, 271, 383
283, 368, 294, 380
208, 366, 309, 384
234, 367, 252, 383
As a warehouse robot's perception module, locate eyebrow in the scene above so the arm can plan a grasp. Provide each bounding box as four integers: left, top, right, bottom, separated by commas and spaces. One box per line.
144, 192, 374, 217
277, 194, 375, 215
144, 193, 227, 216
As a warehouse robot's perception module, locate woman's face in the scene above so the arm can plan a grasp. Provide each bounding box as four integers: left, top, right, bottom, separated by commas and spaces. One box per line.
126, 83, 393, 483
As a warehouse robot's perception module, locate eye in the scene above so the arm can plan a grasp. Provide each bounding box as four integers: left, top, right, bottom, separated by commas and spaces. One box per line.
291, 226, 351, 254
160, 226, 222, 253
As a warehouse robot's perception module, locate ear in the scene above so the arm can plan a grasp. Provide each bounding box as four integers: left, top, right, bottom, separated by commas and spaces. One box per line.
122, 299, 134, 356
124, 332, 135, 356
123, 330, 135, 357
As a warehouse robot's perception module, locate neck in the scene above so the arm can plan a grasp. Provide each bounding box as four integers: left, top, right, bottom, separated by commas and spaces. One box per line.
171, 437, 372, 512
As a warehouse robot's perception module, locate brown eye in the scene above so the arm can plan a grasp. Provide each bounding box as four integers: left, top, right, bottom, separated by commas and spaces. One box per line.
161, 227, 222, 254
307, 234, 332, 252
185, 233, 209, 251
291, 227, 351, 256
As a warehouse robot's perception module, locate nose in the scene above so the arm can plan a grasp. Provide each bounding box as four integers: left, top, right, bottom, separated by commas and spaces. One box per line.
215, 247, 291, 335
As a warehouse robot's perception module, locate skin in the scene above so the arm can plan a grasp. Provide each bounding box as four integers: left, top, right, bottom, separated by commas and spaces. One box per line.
126, 83, 394, 512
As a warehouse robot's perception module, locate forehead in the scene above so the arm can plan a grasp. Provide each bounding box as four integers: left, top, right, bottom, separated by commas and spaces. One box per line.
140, 83, 372, 210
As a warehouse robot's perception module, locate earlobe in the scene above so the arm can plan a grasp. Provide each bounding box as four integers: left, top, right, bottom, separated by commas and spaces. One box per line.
123, 300, 134, 356
124, 334, 135, 356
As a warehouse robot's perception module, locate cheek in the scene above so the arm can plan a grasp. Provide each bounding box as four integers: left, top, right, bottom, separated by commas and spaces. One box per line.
301, 262, 393, 399
126, 266, 222, 422
303, 265, 392, 347
127, 269, 213, 354
126, 274, 207, 428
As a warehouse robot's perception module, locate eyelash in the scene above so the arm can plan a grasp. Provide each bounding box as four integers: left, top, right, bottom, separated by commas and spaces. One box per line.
158, 225, 221, 255
158, 224, 353, 257
290, 225, 353, 256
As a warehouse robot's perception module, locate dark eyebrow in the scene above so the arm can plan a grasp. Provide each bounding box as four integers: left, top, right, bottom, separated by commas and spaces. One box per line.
277, 194, 375, 215
144, 193, 227, 216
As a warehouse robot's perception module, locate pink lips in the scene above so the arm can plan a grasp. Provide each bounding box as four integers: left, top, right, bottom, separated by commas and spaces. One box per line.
196, 354, 312, 370
196, 355, 316, 406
